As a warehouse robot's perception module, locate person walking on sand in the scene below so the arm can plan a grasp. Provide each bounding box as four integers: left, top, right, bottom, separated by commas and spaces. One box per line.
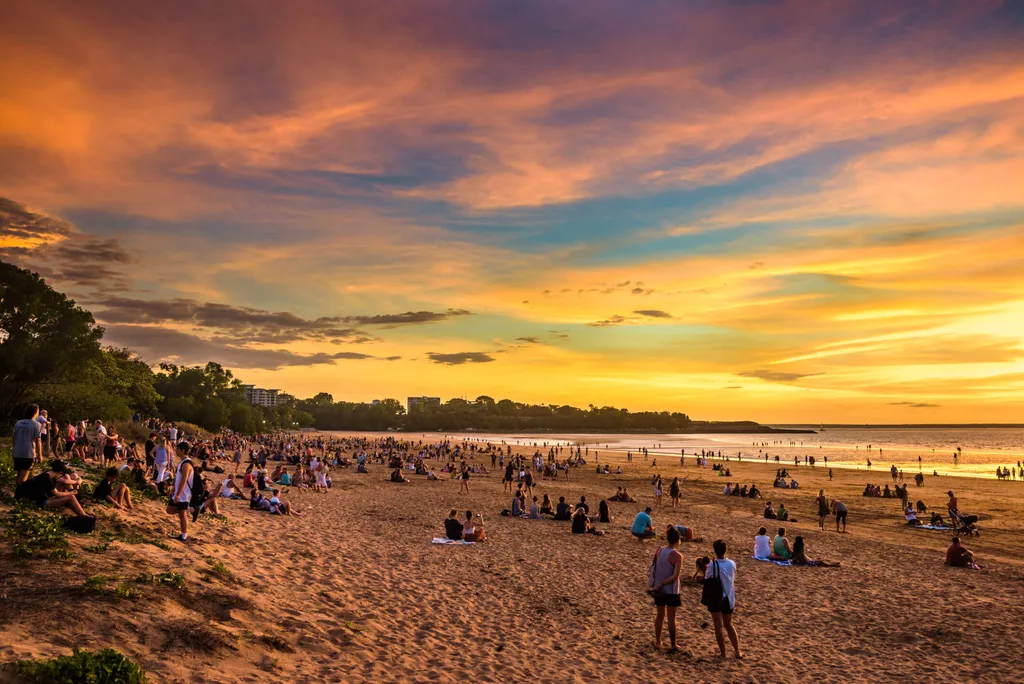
831, 499, 848, 533
703, 539, 742, 660
649, 526, 683, 651
815, 489, 829, 531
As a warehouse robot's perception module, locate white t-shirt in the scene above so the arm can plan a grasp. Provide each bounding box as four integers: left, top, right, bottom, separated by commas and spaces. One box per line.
220, 479, 234, 497
169, 427, 178, 442
753, 535, 771, 559
705, 558, 737, 609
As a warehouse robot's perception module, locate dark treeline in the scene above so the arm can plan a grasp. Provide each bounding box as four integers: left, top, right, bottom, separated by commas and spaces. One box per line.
297, 394, 697, 433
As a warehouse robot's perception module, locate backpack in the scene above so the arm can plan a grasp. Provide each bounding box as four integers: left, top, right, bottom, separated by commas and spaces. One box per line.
701, 560, 725, 611
63, 516, 96, 534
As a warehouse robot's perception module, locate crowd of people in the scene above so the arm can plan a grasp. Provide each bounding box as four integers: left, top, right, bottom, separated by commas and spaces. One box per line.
8, 408, 996, 661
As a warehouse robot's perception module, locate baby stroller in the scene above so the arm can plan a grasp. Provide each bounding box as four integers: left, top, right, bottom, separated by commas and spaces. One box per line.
949, 509, 980, 537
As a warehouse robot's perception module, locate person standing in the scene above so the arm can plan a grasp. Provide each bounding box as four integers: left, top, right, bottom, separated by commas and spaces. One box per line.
704, 539, 742, 660
12, 404, 43, 485
649, 527, 682, 651
35, 410, 49, 460
831, 499, 848, 533
815, 489, 829, 531
166, 449, 194, 542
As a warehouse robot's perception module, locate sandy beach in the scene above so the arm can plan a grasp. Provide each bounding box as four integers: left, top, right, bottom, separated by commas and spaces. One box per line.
2, 437, 1022, 683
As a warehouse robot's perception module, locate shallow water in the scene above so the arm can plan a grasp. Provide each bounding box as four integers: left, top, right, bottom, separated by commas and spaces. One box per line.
331, 427, 1024, 479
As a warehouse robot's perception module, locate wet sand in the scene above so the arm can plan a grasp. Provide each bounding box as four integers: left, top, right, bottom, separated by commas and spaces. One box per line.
1, 438, 1021, 682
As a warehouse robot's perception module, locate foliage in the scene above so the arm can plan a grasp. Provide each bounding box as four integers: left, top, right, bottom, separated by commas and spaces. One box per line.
0, 446, 15, 501
5, 505, 69, 559
295, 395, 693, 433
3, 648, 147, 684
0, 260, 104, 424
82, 575, 114, 592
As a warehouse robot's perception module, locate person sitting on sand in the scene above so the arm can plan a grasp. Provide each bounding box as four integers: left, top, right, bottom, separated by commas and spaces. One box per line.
620, 488, 636, 503
723, 482, 733, 496
753, 527, 771, 559
93, 467, 134, 511
540, 494, 553, 516
612, 486, 624, 501
250, 489, 272, 512
443, 509, 464, 541
268, 489, 296, 515
220, 475, 245, 499
464, 511, 486, 542
528, 496, 542, 519
770, 527, 793, 561
748, 484, 762, 499
905, 506, 921, 526
789, 479, 798, 489
571, 505, 601, 534
792, 536, 840, 567
553, 496, 572, 521
945, 536, 978, 569
357, 460, 368, 474
390, 467, 409, 483
511, 492, 526, 517
916, 500, 928, 514
632, 507, 656, 540
930, 512, 945, 526
763, 502, 777, 519
777, 503, 791, 522
599, 499, 612, 523
16, 460, 91, 517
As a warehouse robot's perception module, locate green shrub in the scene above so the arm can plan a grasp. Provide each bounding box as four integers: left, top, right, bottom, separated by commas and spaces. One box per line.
0, 447, 15, 502
5, 507, 69, 559
114, 583, 143, 600
4, 647, 146, 683
82, 575, 114, 593
156, 571, 186, 590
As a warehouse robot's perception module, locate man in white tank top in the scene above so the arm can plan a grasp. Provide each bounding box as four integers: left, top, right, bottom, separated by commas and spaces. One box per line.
165, 453, 193, 542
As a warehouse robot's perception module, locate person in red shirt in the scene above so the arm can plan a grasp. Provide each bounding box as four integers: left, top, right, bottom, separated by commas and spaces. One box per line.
945, 537, 977, 568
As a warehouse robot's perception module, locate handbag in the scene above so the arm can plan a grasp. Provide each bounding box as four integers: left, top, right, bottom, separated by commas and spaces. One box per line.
647, 546, 663, 592
700, 560, 724, 610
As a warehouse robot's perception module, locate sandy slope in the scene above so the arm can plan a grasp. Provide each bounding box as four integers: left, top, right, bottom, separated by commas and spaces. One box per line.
1, 443, 1021, 683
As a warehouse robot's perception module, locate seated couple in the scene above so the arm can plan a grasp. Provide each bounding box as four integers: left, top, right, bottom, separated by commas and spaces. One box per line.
443, 509, 486, 542
609, 487, 636, 503
762, 502, 791, 521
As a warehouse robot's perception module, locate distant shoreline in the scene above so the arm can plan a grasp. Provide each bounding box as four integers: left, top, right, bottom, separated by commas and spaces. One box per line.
772, 424, 1024, 429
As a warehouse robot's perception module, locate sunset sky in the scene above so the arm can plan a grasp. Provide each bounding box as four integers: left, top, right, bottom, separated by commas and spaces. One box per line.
2, 1, 1023, 422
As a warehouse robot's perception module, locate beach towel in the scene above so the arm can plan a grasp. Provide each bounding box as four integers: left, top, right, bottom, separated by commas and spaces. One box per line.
912, 524, 952, 531
431, 537, 475, 545
750, 556, 792, 566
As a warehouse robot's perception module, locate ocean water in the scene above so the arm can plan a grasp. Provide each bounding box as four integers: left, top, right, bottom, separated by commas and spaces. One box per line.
336, 427, 1024, 479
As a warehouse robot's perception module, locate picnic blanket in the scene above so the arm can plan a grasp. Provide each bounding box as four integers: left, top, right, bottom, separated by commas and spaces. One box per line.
751, 556, 792, 566
431, 537, 475, 545
912, 524, 952, 531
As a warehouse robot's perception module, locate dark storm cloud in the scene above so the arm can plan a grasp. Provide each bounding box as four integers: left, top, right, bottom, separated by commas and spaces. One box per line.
102, 324, 391, 370
0, 197, 132, 291
426, 351, 496, 365
343, 309, 473, 326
